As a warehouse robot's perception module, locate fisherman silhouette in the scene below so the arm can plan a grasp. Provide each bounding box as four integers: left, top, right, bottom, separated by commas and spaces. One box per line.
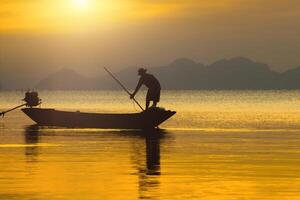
130, 68, 161, 110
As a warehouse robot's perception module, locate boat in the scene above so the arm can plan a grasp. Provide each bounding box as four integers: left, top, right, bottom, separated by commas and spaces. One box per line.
21, 107, 176, 129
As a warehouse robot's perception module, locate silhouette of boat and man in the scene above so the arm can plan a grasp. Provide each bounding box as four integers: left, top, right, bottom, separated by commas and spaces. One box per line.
0, 68, 176, 129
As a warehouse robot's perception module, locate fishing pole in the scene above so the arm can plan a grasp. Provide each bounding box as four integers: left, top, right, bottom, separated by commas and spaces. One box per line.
104, 67, 144, 111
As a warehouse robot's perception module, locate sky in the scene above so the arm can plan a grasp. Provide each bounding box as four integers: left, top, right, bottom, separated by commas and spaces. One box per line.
1, 0, 300, 88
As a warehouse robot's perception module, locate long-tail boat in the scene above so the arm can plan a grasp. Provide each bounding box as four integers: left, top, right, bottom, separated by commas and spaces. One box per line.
22, 107, 176, 129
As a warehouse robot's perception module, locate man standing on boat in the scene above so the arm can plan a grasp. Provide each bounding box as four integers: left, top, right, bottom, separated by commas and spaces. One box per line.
130, 68, 161, 110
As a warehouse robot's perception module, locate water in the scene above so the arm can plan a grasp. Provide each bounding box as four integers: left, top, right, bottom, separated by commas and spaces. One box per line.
1, 90, 300, 199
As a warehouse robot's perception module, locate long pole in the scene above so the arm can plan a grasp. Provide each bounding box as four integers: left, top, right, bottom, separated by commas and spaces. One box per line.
104, 67, 144, 111
0, 103, 27, 117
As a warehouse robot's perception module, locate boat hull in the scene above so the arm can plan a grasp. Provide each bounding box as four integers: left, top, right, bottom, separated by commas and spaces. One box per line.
21, 108, 176, 129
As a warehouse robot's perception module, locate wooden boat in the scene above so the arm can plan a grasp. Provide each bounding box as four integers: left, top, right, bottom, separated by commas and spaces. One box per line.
21, 107, 176, 129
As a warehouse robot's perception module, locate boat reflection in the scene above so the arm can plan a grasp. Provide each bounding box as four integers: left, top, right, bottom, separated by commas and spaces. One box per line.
0, 122, 4, 129
139, 131, 163, 199
145, 132, 161, 176
118, 129, 168, 199
24, 125, 40, 161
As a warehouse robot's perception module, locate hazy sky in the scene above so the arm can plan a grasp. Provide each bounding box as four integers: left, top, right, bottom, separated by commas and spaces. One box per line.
1, 0, 300, 88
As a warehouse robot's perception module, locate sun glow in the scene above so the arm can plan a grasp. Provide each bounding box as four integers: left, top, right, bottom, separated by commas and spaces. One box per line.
73, 0, 89, 9
0, 0, 183, 33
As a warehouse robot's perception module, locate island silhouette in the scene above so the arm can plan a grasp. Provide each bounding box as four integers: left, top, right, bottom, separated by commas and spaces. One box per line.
3, 57, 300, 90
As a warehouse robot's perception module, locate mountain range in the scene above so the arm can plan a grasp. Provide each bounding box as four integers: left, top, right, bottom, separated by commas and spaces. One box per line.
31, 57, 300, 90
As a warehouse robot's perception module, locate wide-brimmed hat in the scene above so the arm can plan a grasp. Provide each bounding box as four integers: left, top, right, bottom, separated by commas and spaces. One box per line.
138, 68, 147, 75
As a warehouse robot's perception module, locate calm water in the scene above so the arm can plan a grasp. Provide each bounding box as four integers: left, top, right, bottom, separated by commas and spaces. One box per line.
1, 90, 300, 199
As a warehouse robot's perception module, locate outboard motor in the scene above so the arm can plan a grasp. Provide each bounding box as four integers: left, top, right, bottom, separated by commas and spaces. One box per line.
23, 91, 41, 107
0, 90, 42, 117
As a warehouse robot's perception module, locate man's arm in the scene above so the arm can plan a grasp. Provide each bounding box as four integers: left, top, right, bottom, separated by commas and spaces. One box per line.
130, 78, 143, 99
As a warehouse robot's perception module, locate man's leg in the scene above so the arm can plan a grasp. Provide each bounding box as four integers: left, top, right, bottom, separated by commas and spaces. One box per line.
146, 100, 150, 110
152, 101, 157, 107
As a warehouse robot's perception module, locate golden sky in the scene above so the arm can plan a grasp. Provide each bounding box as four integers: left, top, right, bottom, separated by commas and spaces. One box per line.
1, 0, 300, 88
0, 0, 237, 32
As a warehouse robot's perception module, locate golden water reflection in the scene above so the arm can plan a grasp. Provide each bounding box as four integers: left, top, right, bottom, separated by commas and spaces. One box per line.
21, 126, 168, 200
1, 125, 300, 199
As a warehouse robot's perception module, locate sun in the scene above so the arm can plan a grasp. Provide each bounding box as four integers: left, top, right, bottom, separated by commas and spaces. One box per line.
73, 0, 89, 9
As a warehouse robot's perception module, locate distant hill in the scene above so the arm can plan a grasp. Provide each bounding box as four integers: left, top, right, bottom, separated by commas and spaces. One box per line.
36, 57, 300, 90
37, 68, 98, 90
37, 68, 117, 90
280, 66, 300, 89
